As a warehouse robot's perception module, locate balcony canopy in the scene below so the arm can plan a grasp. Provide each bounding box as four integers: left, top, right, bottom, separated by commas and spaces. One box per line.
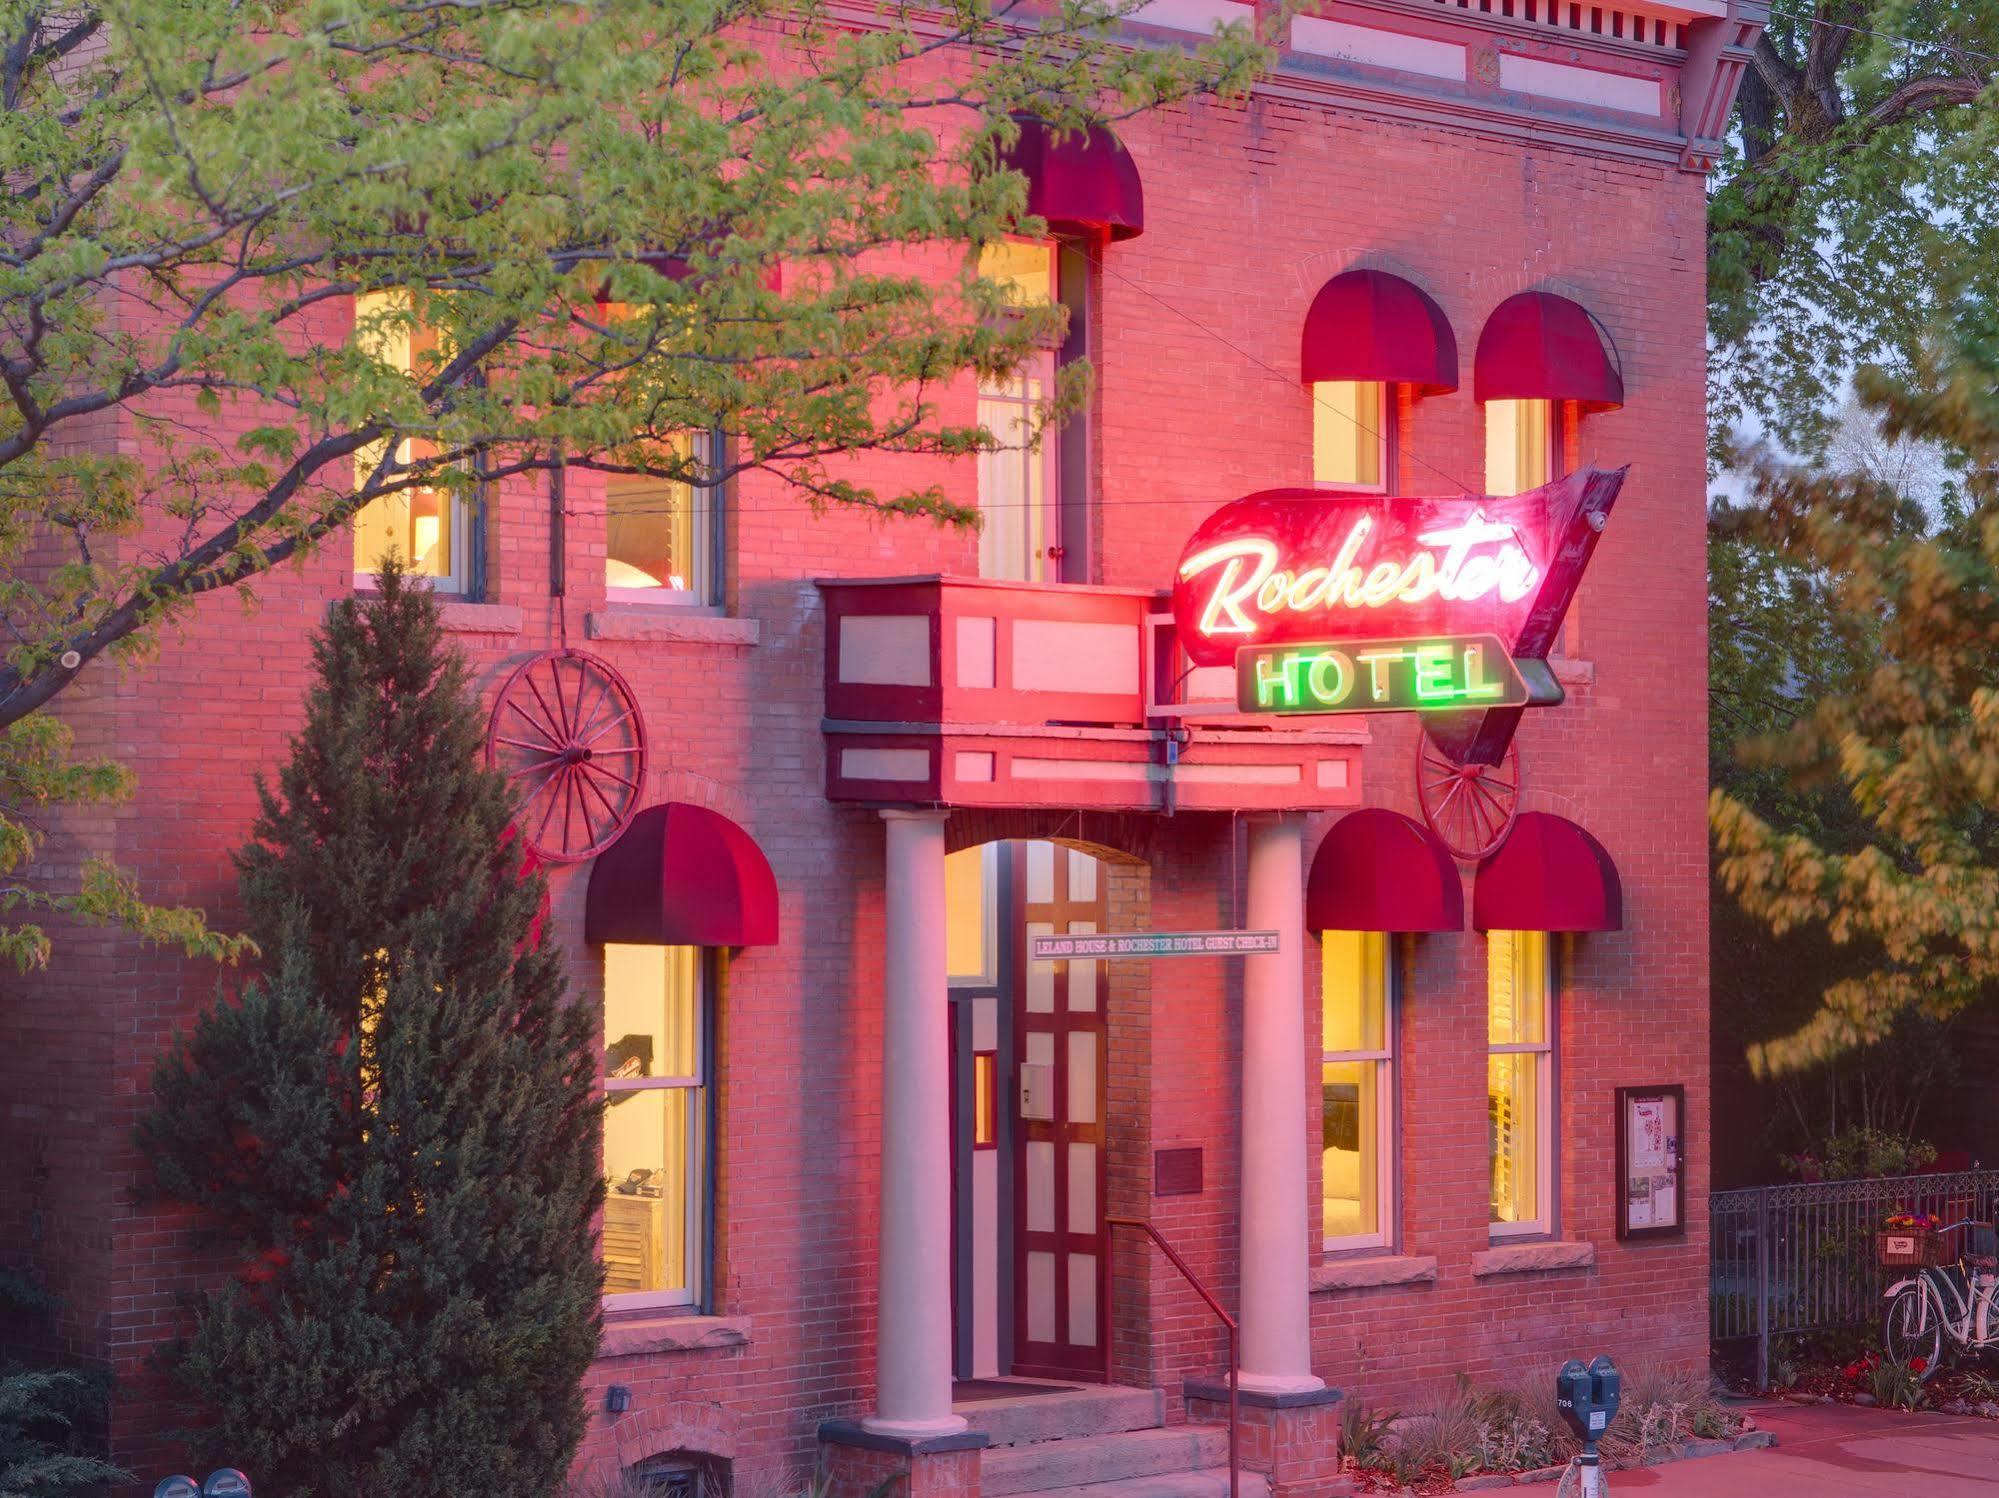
585, 801, 780, 947
1473, 291, 1623, 410
1300, 270, 1458, 393
1307, 808, 1464, 933
1472, 812, 1622, 933
998, 116, 1145, 243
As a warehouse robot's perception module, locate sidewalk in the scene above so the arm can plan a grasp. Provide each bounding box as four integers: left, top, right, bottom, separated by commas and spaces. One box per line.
1613, 1399, 1999, 1494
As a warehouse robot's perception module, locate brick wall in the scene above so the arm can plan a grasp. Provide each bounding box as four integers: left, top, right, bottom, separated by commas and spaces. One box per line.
0, 42, 1712, 1494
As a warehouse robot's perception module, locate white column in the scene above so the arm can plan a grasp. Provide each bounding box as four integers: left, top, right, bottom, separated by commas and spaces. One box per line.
865, 808, 968, 1438
1238, 814, 1326, 1396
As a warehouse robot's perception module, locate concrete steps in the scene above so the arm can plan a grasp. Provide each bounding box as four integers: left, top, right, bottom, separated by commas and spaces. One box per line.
981, 1426, 1231, 1496
997, 1467, 1272, 1498
963, 1384, 1167, 1449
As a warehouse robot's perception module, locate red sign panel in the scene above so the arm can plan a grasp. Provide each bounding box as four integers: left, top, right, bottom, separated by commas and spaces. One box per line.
1171, 467, 1626, 670
1171, 467, 1625, 765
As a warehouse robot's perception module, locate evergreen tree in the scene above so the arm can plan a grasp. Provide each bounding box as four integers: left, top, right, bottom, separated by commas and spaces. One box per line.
0, 1270, 128, 1497
139, 564, 602, 1497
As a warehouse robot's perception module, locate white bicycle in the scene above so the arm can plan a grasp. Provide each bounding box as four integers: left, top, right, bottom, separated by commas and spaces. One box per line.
1882, 1218, 1999, 1379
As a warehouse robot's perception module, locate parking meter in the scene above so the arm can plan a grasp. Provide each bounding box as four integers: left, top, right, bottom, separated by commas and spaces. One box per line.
203, 1471, 252, 1498
1555, 1356, 1621, 1496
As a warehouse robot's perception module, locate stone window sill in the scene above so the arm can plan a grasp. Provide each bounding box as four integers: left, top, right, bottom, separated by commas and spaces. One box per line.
436, 601, 524, 636
587, 609, 760, 646
598, 1312, 750, 1358
1311, 1254, 1439, 1293
1471, 1240, 1596, 1278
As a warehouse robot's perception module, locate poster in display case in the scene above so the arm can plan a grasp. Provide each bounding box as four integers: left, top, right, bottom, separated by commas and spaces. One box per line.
1615, 1084, 1686, 1240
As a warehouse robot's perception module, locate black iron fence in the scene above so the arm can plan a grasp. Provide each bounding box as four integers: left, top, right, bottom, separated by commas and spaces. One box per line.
1710, 1168, 1999, 1388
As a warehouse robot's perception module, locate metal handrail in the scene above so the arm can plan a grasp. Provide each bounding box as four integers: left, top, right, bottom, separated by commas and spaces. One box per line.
1106, 1215, 1238, 1498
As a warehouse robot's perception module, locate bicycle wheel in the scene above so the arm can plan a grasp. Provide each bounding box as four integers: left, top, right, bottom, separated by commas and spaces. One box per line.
1884, 1284, 1945, 1381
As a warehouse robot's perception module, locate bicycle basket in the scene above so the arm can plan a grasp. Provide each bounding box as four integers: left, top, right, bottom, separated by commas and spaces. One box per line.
1879, 1227, 1939, 1268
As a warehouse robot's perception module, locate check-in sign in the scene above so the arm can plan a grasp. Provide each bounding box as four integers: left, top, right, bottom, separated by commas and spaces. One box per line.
1237, 633, 1529, 716
1029, 930, 1280, 960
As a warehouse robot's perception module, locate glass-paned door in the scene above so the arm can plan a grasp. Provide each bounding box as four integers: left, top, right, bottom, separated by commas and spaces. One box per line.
1011, 841, 1109, 1380
978, 354, 1059, 583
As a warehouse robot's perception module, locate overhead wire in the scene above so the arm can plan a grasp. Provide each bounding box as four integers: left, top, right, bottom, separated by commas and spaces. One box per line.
594, 255, 1486, 517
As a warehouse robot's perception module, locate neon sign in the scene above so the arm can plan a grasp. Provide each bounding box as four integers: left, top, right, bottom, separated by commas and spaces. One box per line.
1185, 514, 1541, 640
1172, 469, 1622, 668
1173, 468, 1625, 759
1239, 634, 1530, 715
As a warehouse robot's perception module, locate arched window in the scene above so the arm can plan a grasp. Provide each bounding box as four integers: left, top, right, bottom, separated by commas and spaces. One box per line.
1299, 270, 1457, 494
981, 119, 1146, 583
1474, 291, 1622, 496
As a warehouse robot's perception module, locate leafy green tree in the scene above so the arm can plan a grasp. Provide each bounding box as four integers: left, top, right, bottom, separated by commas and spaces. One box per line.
0, 0, 1271, 965
1707, 0, 1999, 454
137, 566, 601, 1496
1707, 400, 1972, 1159
1709, 301, 1999, 1071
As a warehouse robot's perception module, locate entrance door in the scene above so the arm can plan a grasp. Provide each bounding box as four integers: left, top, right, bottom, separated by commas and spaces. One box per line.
1011, 842, 1109, 1380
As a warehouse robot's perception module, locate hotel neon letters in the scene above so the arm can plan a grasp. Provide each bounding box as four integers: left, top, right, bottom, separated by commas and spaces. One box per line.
1239, 633, 1530, 716
1170, 468, 1626, 757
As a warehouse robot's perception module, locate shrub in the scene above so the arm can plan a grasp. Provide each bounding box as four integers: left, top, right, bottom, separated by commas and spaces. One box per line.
1782, 1128, 1939, 1182
1597, 1362, 1742, 1466
0, 1271, 128, 1498
1339, 1399, 1399, 1471
1870, 1358, 1928, 1411
1391, 1376, 1489, 1477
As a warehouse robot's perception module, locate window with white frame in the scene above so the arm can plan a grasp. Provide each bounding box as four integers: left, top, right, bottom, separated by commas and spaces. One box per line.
603, 944, 710, 1307
1312, 381, 1391, 490
1488, 929, 1554, 1236
1322, 929, 1395, 1252
976, 239, 1059, 583
605, 432, 718, 606
1484, 399, 1563, 495
352, 291, 473, 590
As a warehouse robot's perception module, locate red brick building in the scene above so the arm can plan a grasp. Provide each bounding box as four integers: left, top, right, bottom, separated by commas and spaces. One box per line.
5, 1, 1761, 1491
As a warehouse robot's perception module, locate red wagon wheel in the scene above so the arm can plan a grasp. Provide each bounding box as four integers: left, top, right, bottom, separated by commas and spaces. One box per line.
1417, 737, 1521, 862
486, 648, 647, 863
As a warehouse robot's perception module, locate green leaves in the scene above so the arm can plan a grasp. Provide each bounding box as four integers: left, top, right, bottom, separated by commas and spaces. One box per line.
0, 712, 251, 971
1711, 324, 1999, 1070
1710, 0, 1999, 457
0, 0, 1274, 966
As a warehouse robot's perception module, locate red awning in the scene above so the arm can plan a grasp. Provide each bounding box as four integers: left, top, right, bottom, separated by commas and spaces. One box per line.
999, 117, 1145, 243
1307, 808, 1465, 933
1472, 812, 1622, 932
1473, 291, 1623, 410
1300, 270, 1458, 393
584, 802, 779, 947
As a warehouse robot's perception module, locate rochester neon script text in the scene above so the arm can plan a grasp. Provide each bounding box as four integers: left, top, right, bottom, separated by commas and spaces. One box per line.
1179, 510, 1541, 639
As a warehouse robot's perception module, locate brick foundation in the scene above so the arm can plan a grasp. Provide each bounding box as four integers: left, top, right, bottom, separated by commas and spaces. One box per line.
817, 1423, 988, 1498
1187, 1378, 1349, 1498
